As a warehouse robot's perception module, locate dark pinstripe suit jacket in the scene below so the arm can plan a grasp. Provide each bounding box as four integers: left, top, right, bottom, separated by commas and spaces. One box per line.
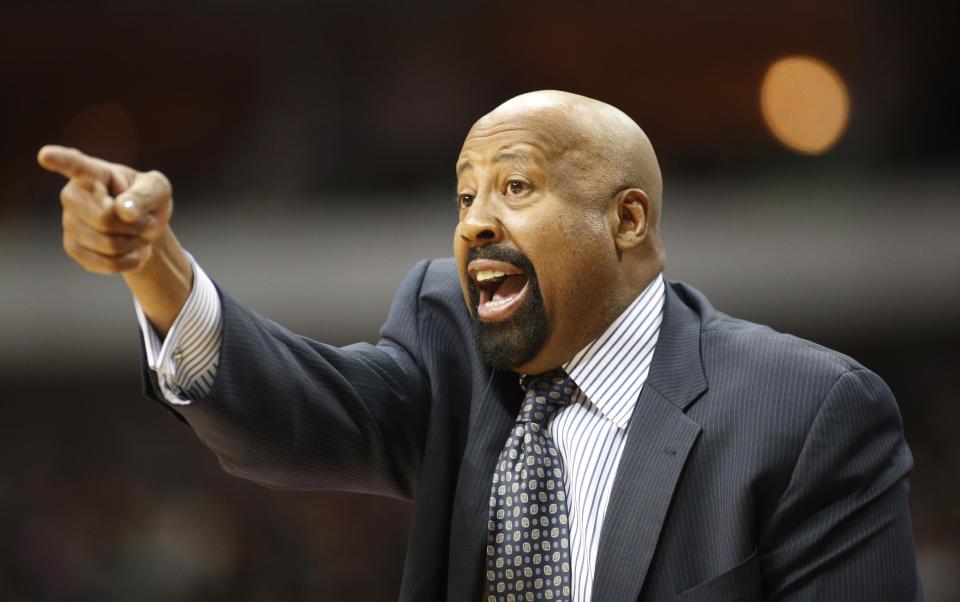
145, 258, 921, 601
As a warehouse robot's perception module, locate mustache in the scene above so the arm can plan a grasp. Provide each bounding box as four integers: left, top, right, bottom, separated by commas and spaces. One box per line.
466, 245, 537, 277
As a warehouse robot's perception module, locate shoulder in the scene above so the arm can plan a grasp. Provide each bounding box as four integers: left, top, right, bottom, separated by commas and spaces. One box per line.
408, 257, 468, 315
669, 281, 908, 521
390, 258, 461, 308
420, 257, 460, 292
387, 258, 473, 347
668, 280, 897, 459
670, 280, 867, 399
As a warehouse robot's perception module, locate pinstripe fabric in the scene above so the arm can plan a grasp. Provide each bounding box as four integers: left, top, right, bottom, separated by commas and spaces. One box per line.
142, 263, 665, 601
544, 274, 664, 602
135, 255, 221, 405
138, 258, 921, 601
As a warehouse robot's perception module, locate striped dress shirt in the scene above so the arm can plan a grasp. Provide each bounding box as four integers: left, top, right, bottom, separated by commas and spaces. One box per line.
137, 257, 665, 601
552, 273, 664, 601
135, 254, 222, 406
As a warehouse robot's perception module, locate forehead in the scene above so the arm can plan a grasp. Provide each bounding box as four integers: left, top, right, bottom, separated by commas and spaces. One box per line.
456, 113, 575, 175
456, 139, 546, 178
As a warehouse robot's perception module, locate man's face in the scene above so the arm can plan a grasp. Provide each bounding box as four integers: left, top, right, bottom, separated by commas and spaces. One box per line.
453, 118, 616, 373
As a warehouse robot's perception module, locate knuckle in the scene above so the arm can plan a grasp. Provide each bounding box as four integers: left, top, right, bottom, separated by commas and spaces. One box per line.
111, 253, 135, 272
93, 208, 114, 230
92, 256, 121, 274
108, 165, 133, 189
99, 234, 119, 255
123, 254, 141, 271
61, 209, 80, 231
147, 169, 168, 186
104, 234, 130, 255
148, 170, 173, 195
143, 217, 167, 241
63, 238, 90, 269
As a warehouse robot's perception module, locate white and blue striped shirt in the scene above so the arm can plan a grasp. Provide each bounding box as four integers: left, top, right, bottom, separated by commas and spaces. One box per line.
136, 257, 665, 601
135, 255, 222, 406
553, 272, 664, 601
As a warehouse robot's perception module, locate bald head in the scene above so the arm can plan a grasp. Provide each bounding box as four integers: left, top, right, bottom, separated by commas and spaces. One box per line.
454, 91, 667, 373
468, 90, 663, 228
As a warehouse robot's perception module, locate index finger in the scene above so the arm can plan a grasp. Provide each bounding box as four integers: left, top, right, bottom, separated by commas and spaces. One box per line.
37, 145, 112, 184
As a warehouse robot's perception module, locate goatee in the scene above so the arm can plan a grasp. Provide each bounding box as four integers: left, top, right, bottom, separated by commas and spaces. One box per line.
466, 245, 549, 370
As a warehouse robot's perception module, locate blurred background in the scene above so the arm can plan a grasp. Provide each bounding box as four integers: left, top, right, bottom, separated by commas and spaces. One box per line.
2, 1, 958, 600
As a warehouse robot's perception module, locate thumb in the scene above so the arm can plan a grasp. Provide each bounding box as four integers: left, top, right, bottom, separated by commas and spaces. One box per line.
114, 193, 147, 225
113, 170, 172, 231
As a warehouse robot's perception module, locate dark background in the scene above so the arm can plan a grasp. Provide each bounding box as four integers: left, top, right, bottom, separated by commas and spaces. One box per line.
2, 1, 958, 600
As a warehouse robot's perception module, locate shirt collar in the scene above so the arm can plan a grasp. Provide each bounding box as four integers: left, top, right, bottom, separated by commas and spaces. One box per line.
561, 274, 666, 429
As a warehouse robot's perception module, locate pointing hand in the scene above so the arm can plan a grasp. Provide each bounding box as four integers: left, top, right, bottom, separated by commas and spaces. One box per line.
38, 145, 191, 335
37, 145, 173, 274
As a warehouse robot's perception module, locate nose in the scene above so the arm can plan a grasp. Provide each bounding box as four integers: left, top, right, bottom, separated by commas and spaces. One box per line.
458, 198, 503, 246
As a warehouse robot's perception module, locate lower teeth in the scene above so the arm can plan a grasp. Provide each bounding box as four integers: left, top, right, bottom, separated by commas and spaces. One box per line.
486, 296, 513, 308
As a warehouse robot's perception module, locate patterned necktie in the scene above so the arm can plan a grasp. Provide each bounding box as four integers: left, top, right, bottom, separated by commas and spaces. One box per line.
485, 368, 577, 602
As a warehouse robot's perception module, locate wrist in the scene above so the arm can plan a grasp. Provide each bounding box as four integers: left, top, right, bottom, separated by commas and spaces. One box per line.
124, 228, 193, 336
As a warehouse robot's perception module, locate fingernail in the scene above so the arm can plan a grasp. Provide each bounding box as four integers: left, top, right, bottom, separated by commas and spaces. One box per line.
121, 198, 135, 211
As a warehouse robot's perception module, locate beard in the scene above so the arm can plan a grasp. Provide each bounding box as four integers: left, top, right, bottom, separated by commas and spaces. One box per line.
466, 245, 549, 370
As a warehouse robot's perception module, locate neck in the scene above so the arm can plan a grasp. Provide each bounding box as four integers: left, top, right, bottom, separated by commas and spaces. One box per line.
513, 270, 660, 375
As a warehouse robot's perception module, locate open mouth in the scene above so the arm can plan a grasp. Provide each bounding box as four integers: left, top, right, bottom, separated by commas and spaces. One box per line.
468, 259, 530, 322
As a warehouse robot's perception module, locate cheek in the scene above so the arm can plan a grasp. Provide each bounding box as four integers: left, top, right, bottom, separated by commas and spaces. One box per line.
536, 216, 611, 313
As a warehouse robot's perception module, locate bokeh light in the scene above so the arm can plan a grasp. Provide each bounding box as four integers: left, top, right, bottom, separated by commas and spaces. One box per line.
61, 102, 138, 166
760, 55, 851, 155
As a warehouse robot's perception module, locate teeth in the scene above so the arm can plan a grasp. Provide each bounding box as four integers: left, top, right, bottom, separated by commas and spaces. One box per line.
476, 269, 507, 282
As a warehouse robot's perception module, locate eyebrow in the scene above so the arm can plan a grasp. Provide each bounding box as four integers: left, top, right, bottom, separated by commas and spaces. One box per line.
456, 150, 530, 176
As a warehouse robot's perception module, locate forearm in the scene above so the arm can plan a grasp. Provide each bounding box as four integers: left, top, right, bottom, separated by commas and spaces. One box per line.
164, 287, 429, 497
150, 261, 434, 497
123, 227, 193, 337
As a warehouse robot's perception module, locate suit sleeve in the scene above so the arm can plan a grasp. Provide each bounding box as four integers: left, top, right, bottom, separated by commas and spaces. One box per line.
142, 259, 433, 501
759, 368, 922, 600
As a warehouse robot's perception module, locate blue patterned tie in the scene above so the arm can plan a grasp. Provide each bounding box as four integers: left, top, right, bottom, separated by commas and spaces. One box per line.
484, 368, 577, 602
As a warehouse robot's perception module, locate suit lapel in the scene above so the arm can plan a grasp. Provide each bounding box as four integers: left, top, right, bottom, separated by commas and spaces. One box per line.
447, 282, 707, 601
447, 368, 521, 600
591, 282, 707, 602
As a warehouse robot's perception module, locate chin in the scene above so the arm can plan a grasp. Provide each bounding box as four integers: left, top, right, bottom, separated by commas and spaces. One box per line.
470, 281, 549, 371
474, 323, 542, 370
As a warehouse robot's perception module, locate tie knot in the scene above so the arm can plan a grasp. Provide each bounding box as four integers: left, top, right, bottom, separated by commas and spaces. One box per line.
518, 368, 577, 426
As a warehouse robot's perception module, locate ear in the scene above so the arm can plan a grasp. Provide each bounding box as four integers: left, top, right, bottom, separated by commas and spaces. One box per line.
612, 188, 650, 252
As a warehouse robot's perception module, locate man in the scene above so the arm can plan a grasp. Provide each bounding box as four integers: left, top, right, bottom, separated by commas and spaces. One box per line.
38, 91, 920, 601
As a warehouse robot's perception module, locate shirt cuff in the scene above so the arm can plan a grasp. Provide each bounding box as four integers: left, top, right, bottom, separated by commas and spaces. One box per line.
134, 253, 222, 406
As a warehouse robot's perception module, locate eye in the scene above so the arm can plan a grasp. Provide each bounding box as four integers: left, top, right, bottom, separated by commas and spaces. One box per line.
506, 180, 529, 196
457, 193, 475, 209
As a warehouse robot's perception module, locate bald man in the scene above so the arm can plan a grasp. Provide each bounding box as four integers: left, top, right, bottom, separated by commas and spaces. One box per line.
39, 91, 920, 601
